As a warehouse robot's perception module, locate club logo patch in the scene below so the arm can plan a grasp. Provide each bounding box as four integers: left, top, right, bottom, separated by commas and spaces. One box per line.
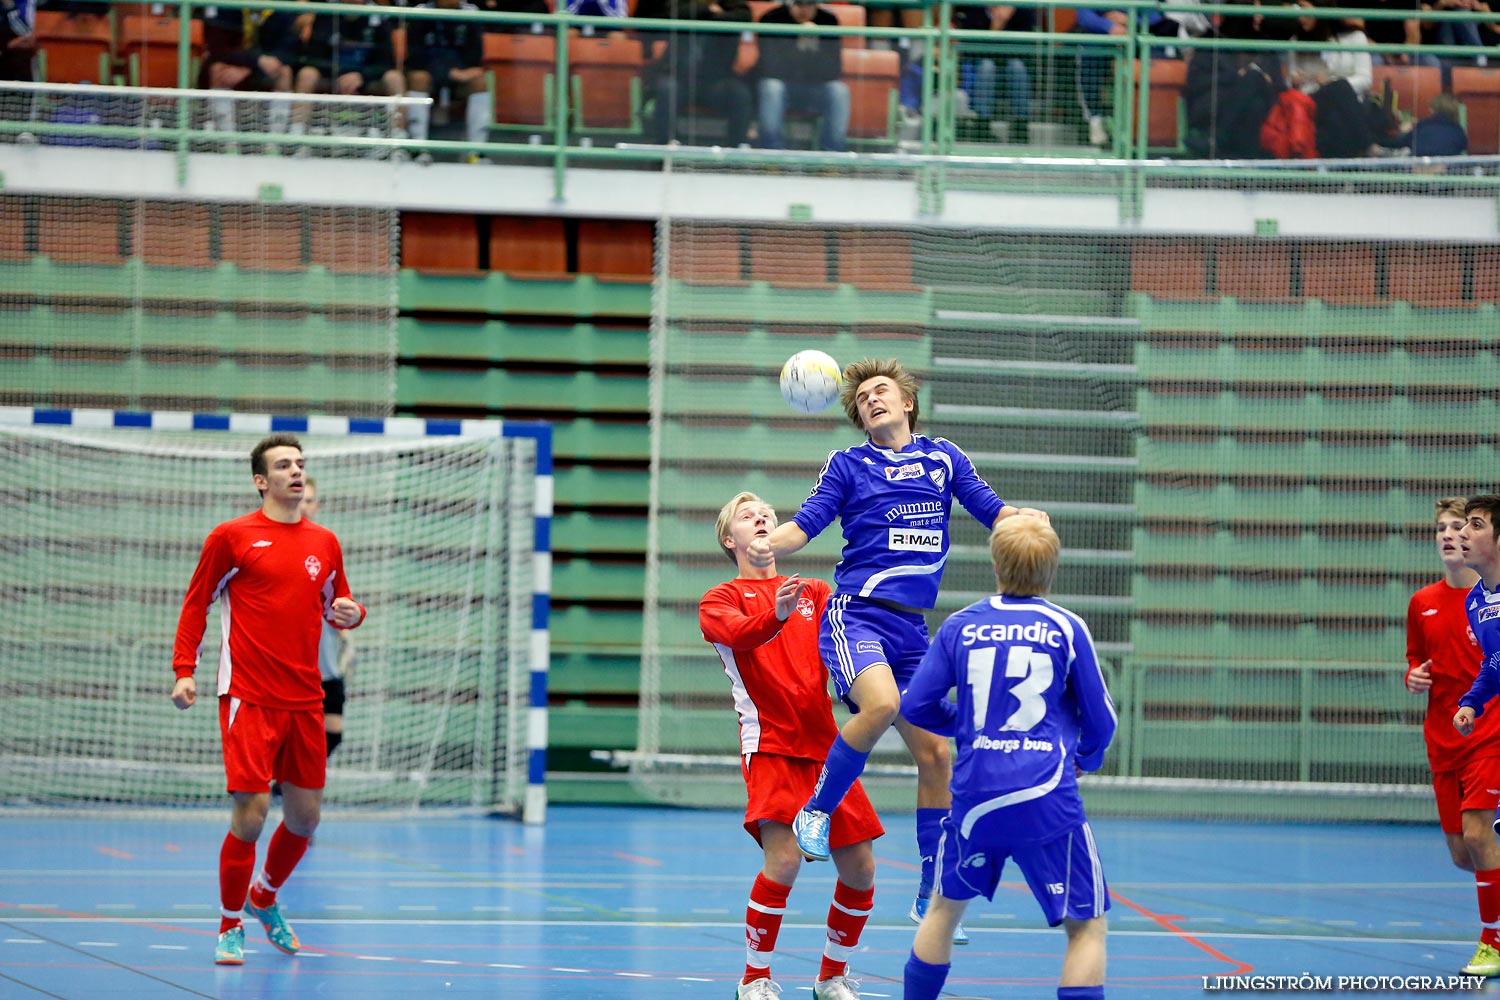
305, 555, 322, 579
884, 463, 924, 481
929, 468, 946, 489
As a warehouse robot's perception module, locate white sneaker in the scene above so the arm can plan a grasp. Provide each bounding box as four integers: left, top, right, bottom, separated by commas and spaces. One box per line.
736, 978, 783, 999
1088, 115, 1109, 147
814, 973, 861, 999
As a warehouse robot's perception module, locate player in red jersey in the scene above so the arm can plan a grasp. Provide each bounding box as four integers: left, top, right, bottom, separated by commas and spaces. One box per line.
701, 491, 883, 1000
1406, 495, 1500, 977
171, 433, 366, 967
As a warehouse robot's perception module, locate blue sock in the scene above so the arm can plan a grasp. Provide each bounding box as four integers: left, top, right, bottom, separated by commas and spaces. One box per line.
903, 952, 949, 1000
806, 734, 870, 815
1058, 986, 1104, 1000
915, 807, 945, 894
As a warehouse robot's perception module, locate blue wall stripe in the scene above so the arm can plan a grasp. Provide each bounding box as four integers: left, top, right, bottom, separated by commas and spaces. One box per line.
114, 411, 152, 428
34, 409, 71, 425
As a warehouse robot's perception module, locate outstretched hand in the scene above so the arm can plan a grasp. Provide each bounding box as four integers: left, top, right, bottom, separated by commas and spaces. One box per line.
774, 575, 808, 622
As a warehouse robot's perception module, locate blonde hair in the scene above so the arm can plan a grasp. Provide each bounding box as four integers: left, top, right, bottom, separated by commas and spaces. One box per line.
839, 357, 921, 433
714, 491, 775, 565
991, 516, 1060, 596
1435, 496, 1467, 522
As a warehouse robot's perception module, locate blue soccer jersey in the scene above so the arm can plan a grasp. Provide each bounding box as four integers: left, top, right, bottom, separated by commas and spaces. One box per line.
901, 595, 1118, 845
791, 436, 1005, 610
1458, 578, 1500, 715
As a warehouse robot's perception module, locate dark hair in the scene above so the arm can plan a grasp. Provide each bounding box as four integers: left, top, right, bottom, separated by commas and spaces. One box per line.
250, 433, 303, 482
1465, 494, 1500, 542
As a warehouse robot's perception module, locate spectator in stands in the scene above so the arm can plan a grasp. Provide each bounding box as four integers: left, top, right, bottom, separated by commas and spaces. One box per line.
1290, 0, 1373, 95
1074, 4, 1163, 147
1383, 91, 1469, 154
1184, 2, 1279, 158
637, 0, 753, 147
0, 0, 34, 82
1422, 0, 1486, 70
564, 0, 630, 15
405, 0, 493, 156
476, 0, 550, 34
199, 8, 294, 137
953, 4, 1033, 144
281, 0, 405, 101
1342, 0, 1439, 67
754, 0, 848, 151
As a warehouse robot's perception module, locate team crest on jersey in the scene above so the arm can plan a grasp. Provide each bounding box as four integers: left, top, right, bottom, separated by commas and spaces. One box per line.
304, 555, 322, 579
884, 463, 924, 481
929, 467, 946, 488
796, 596, 815, 620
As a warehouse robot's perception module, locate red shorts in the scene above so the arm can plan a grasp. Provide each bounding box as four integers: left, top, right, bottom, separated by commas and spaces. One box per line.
219, 697, 326, 794
741, 753, 884, 849
1432, 755, 1500, 834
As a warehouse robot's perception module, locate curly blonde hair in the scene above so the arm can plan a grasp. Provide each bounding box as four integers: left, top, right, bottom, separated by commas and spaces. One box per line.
838, 358, 920, 433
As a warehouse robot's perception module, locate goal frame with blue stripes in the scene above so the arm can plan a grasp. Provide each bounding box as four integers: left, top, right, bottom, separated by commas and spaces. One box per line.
0, 407, 552, 825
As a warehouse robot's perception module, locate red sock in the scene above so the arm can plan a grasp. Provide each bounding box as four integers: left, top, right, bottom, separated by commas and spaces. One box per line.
819, 880, 875, 981
218, 832, 256, 933
1477, 868, 1500, 946
247, 823, 310, 909
742, 873, 792, 984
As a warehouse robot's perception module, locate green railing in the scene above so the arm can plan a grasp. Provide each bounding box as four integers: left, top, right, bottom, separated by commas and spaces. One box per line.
11, 0, 1500, 189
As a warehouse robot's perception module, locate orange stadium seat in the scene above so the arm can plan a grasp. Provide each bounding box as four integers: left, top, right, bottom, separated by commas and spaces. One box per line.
750, 227, 831, 287
0, 198, 27, 261
118, 14, 205, 89
1476, 249, 1500, 305
1452, 67, 1500, 155
484, 33, 557, 129
1301, 242, 1378, 305
1216, 241, 1292, 301
841, 47, 898, 140
1372, 63, 1441, 121
1130, 238, 1209, 300
1388, 245, 1468, 307
1137, 58, 1186, 152
569, 34, 645, 131
489, 216, 567, 275
578, 220, 655, 279
311, 208, 397, 274
838, 229, 920, 291
220, 205, 307, 272
401, 212, 482, 272
666, 225, 744, 283
134, 202, 213, 268
33, 11, 113, 85
38, 199, 125, 264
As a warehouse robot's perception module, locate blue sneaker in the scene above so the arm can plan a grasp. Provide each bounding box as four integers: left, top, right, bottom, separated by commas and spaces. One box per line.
792, 807, 831, 862
244, 897, 300, 955
909, 894, 968, 945
214, 924, 244, 965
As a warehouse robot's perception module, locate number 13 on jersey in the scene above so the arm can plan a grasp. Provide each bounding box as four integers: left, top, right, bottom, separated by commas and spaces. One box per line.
966, 645, 1054, 732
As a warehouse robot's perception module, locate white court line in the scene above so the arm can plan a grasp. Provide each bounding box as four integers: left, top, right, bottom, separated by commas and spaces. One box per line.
148, 944, 187, 951
551, 967, 589, 973
398, 905, 438, 911
77, 941, 117, 947
616, 972, 651, 978
3, 939, 42, 944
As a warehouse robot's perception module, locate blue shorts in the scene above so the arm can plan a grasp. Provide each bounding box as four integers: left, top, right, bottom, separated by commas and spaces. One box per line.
934, 815, 1110, 927
819, 594, 930, 710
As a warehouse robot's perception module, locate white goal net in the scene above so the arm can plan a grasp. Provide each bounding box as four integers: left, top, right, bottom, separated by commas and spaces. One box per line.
0, 411, 544, 819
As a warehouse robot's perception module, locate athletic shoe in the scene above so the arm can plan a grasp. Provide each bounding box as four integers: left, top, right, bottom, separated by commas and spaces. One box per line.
792, 807, 832, 862
735, 977, 783, 999
1462, 941, 1500, 976
909, 894, 968, 945
214, 924, 244, 966
1088, 116, 1109, 147
244, 897, 300, 955
813, 973, 861, 999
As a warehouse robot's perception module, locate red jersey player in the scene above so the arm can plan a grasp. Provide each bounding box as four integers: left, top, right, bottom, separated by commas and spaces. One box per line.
1406, 495, 1500, 977
700, 491, 883, 1000
171, 433, 366, 967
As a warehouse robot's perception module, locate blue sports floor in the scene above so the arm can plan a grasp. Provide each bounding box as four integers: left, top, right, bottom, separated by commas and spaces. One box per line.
0, 805, 1493, 999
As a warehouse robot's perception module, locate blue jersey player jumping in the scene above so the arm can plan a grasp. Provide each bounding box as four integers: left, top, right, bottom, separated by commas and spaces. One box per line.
900, 515, 1116, 1000
746, 357, 1049, 940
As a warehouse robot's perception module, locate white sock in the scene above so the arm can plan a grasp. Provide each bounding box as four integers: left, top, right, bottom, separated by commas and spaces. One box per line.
210, 97, 235, 133
407, 91, 431, 141
465, 91, 492, 145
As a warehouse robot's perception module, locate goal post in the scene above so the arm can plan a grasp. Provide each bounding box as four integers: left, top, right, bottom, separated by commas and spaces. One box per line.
0, 407, 551, 824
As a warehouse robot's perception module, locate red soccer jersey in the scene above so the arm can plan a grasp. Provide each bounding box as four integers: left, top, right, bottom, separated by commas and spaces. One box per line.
700, 575, 838, 760
173, 510, 364, 712
1408, 579, 1500, 770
